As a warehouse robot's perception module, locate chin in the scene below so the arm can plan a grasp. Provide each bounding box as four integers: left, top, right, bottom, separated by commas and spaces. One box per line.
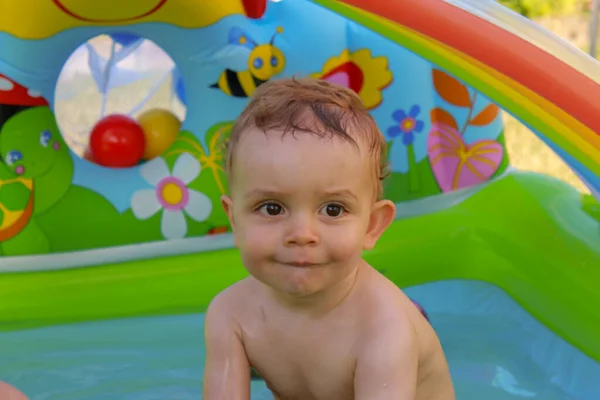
283, 270, 341, 299
251, 263, 329, 297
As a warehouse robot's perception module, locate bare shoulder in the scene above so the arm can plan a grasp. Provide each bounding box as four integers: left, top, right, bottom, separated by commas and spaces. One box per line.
355, 267, 418, 352
355, 265, 416, 327
205, 278, 255, 333
207, 278, 254, 309
353, 265, 419, 363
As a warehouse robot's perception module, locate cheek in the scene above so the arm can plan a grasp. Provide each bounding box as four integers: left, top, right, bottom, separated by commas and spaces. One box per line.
324, 223, 367, 260
235, 220, 277, 255
236, 224, 280, 281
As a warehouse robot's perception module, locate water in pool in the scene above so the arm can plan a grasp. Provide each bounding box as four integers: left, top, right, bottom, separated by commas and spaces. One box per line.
0, 281, 597, 399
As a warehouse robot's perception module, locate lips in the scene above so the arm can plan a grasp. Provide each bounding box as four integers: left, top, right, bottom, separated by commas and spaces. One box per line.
281, 261, 321, 268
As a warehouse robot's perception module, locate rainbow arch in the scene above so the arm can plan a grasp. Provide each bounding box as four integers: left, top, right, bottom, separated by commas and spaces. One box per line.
312, 0, 600, 196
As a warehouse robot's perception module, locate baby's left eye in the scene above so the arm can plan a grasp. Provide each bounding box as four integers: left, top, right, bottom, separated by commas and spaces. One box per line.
320, 204, 345, 218
40, 130, 52, 147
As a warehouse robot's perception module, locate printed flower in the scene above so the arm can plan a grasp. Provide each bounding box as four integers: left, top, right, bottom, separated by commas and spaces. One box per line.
427, 123, 504, 192
131, 153, 212, 240
387, 105, 425, 146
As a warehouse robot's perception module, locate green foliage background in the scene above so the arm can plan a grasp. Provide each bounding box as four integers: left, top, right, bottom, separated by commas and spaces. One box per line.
499, 0, 589, 18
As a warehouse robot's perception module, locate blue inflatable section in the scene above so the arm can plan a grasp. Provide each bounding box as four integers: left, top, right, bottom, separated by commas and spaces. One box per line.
0, 281, 595, 399
0, 0, 505, 213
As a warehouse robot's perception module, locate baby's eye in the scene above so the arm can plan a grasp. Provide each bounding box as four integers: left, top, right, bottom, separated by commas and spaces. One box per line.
320, 203, 345, 218
5, 150, 22, 166
40, 130, 52, 147
259, 202, 284, 216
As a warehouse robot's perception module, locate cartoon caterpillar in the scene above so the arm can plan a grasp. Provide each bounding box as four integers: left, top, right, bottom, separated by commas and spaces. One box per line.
0, 106, 72, 256
211, 26, 285, 98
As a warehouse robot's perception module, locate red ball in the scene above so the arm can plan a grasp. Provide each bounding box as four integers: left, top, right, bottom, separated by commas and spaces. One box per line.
83, 147, 94, 162
242, 0, 266, 18
89, 114, 146, 168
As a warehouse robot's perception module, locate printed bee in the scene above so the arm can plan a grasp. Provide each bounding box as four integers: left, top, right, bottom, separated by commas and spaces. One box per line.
210, 26, 285, 98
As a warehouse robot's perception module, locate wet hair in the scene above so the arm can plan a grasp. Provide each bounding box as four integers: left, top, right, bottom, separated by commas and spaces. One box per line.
225, 76, 389, 199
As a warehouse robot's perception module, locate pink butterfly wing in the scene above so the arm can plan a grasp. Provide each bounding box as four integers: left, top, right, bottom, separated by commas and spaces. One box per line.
427, 123, 465, 192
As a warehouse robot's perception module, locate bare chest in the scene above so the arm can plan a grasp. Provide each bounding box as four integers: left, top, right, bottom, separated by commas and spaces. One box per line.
243, 323, 357, 400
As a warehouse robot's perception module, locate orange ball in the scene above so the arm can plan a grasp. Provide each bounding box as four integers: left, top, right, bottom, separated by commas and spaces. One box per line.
137, 108, 181, 160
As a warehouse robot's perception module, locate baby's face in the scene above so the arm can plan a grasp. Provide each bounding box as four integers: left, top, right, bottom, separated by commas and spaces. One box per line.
224, 128, 379, 298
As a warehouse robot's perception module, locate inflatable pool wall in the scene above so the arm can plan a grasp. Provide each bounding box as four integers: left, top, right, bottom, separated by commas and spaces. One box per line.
0, 0, 599, 363
0, 0, 507, 259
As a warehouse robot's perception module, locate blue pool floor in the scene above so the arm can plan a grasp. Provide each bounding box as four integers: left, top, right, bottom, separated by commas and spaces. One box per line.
0, 280, 598, 399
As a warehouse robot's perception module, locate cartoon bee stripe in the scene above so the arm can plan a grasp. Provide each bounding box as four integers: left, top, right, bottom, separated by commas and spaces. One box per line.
238, 70, 261, 96
212, 72, 233, 96
211, 26, 285, 98
210, 69, 266, 98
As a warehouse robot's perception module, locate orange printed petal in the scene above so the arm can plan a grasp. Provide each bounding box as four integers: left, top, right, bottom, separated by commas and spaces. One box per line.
430, 107, 459, 130
469, 104, 500, 126
432, 69, 471, 107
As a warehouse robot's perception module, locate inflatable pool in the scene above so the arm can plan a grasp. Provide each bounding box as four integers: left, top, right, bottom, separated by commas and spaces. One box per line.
0, 0, 599, 398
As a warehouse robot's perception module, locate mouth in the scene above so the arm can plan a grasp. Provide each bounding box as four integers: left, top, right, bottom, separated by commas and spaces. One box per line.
280, 261, 322, 268
52, 0, 167, 23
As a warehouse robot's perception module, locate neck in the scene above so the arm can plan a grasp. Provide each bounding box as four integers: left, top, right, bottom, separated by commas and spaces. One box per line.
266, 260, 364, 318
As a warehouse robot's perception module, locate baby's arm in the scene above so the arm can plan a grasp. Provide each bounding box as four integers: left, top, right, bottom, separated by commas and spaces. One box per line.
353, 320, 418, 399
202, 291, 251, 400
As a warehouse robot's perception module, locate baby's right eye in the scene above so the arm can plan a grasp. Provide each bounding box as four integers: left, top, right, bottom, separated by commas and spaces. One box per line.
259, 202, 284, 216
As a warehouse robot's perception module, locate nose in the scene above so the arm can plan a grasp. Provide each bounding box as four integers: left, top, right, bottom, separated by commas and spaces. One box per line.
284, 215, 319, 247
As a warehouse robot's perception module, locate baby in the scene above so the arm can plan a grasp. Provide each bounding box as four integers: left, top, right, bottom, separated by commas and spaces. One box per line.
202, 77, 455, 400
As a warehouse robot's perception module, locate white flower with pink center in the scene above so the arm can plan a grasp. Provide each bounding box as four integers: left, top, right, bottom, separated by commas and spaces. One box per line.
131, 153, 212, 240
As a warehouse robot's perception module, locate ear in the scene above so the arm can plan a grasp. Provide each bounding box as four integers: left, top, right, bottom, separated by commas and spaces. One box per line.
363, 199, 396, 250
221, 194, 236, 232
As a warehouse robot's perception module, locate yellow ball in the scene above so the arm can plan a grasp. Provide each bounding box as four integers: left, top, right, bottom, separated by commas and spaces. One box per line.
137, 108, 181, 160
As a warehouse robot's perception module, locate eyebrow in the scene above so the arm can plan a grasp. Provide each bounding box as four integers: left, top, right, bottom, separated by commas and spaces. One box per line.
324, 189, 358, 202
245, 189, 284, 200
245, 189, 359, 202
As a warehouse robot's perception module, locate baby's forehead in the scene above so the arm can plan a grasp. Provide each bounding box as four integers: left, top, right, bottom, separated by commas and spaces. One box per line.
235, 126, 371, 159
233, 129, 375, 180
230, 128, 376, 192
